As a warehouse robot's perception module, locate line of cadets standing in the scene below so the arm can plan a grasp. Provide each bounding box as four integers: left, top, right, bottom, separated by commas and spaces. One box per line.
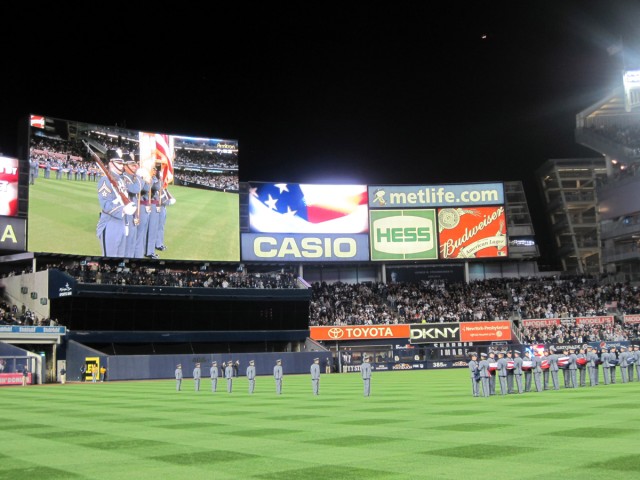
469, 344, 640, 397
173, 356, 373, 396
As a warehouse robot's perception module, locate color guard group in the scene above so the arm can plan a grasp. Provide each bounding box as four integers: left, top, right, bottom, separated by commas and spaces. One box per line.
468, 344, 640, 397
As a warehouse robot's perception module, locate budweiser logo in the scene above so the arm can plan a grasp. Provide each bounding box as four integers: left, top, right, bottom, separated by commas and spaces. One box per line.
439, 206, 507, 259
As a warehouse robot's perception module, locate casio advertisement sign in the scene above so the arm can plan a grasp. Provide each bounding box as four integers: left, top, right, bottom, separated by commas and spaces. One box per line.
409, 322, 461, 344
241, 233, 370, 262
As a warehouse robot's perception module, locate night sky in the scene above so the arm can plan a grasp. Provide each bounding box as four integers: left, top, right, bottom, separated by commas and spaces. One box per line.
2, 2, 640, 266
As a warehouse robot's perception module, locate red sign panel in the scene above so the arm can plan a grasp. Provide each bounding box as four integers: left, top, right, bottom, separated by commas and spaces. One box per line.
310, 325, 410, 341
575, 316, 614, 325
623, 315, 640, 324
459, 321, 512, 342
0, 156, 19, 217
438, 206, 507, 259
521, 319, 560, 327
0, 373, 31, 386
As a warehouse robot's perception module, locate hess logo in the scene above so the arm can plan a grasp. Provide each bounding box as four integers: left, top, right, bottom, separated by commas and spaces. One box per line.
372, 216, 433, 254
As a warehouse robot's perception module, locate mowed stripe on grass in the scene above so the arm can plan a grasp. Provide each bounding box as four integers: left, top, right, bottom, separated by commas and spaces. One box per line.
1, 369, 639, 480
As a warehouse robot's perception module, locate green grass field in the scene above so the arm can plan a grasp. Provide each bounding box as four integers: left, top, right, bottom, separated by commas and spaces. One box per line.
2, 369, 640, 480
27, 177, 240, 261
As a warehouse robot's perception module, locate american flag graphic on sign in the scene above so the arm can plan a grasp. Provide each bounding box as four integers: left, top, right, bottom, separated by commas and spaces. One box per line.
249, 183, 369, 233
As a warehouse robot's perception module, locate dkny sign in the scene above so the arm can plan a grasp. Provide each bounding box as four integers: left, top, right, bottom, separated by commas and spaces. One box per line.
409, 323, 461, 344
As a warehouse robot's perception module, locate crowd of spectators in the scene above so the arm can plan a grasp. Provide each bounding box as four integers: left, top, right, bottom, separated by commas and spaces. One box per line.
586, 123, 640, 152
0, 300, 60, 328
308, 275, 640, 343
519, 321, 638, 345
174, 171, 238, 191
4, 257, 640, 342
62, 261, 299, 289
29, 129, 240, 190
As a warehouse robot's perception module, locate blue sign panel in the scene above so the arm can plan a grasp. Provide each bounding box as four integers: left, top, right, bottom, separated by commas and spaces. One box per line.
368, 183, 505, 208
241, 233, 370, 262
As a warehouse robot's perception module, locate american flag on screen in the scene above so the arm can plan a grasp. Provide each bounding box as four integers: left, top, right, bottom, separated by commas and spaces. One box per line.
249, 183, 369, 233
154, 134, 174, 187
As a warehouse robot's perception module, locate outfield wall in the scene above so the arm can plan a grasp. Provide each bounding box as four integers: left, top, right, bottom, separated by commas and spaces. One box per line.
66, 340, 323, 381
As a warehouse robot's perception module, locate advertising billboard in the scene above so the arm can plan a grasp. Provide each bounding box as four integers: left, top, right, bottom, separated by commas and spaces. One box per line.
410, 321, 512, 344
369, 209, 438, 261
242, 182, 370, 262
248, 182, 368, 233
368, 183, 508, 261
0, 216, 26, 251
368, 183, 505, 208
27, 114, 240, 261
438, 205, 508, 259
0, 156, 19, 217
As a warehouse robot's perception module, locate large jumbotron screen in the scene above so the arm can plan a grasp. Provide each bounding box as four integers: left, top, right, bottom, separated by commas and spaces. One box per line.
27, 114, 240, 261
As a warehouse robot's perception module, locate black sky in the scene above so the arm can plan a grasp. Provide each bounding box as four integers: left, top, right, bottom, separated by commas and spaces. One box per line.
2, 1, 640, 265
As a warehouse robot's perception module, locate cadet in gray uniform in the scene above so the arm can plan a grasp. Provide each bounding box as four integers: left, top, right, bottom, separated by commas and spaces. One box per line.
627, 345, 636, 382
175, 364, 183, 391
29, 158, 38, 184
246, 360, 256, 394
488, 351, 497, 395
361, 355, 372, 397
505, 350, 515, 394
225, 360, 234, 393
532, 351, 543, 392
468, 352, 480, 397
567, 347, 578, 388
311, 357, 321, 395
561, 348, 571, 388
273, 359, 283, 394
577, 346, 587, 387
512, 350, 524, 394
609, 346, 617, 384
547, 347, 560, 390
96, 149, 137, 257
618, 346, 629, 383
633, 345, 640, 381
540, 349, 550, 390
523, 350, 533, 392
478, 353, 490, 398
496, 351, 509, 395
122, 156, 142, 258
600, 348, 611, 385
193, 363, 201, 391
210, 361, 219, 392
586, 346, 598, 386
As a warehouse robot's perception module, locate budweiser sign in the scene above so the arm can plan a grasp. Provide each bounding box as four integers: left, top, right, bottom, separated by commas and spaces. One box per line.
309, 325, 410, 341
438, 206, 508, 259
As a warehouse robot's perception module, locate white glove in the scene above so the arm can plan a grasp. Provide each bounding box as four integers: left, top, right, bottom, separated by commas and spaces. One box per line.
136, 169, 151, 183
123, 203, 136, 216
169, 198, 176, 205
